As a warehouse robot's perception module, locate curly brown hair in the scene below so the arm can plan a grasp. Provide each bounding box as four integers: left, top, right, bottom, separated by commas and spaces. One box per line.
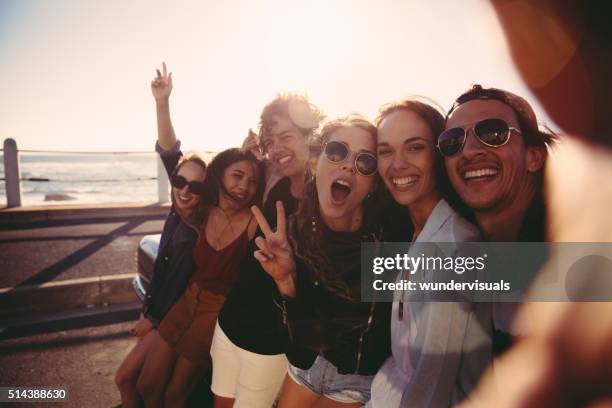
259, 93, 325, 143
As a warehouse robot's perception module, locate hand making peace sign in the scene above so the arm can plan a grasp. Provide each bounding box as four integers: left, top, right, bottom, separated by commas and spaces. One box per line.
251, 201, 296, 295
151, 62, 173, 101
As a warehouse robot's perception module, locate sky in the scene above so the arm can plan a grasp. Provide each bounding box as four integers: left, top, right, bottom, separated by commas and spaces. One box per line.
0, 0, 558, 153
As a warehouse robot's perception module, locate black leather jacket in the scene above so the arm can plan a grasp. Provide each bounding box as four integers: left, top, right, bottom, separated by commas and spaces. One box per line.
280, 223, 391, 376
276, 196, 412, 375
142, 141, 199, 327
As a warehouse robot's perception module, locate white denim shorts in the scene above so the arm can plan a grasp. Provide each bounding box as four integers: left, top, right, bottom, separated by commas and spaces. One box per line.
210, 321, 288, 408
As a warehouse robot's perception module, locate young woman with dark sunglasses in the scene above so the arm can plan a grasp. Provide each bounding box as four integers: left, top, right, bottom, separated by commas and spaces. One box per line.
114, 63, 208, 407
116, 64, 265, 408
366, 99, 498, 407
249, 116, 406, 407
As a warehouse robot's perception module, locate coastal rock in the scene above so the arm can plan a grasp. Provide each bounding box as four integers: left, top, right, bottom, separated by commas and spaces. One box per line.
44, 193, 77, 201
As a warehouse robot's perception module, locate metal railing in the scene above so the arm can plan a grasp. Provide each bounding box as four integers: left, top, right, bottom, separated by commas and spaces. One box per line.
1, 138, 214, 207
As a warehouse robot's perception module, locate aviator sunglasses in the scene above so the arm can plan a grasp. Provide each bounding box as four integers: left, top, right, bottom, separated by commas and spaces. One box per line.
171, 174, 205, 195
437, 118, 521, 157
323, 140, 377, 176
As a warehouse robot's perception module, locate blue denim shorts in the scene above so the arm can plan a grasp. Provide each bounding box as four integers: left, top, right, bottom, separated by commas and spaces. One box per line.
287, 354, 374, 405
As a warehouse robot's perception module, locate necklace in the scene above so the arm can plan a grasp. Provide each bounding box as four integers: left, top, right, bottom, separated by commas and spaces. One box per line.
399, 234, 418, 321
209, 206, 241, 249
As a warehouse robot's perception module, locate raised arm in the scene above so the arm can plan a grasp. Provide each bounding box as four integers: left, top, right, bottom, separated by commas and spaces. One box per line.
151, 62, 177, 151
241, 128, 263, 160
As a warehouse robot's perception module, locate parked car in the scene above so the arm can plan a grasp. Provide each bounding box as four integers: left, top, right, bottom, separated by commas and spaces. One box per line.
132, 234, 161, 302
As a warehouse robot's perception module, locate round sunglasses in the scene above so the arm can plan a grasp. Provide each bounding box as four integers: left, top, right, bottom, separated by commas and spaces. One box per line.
323, 140, 377, 176
171, 174, 205, 195
437, 118, 521, 157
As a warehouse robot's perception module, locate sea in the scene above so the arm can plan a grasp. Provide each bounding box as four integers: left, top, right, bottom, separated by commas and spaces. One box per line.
0, 152, 213, 206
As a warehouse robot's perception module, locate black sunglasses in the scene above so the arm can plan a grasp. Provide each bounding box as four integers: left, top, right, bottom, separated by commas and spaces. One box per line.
437, 118, 521, 157
323, 141, 377, 176
171, 175, 205, 195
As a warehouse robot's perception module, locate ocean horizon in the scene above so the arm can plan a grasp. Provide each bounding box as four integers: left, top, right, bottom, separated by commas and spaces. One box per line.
0, 152, 215, 206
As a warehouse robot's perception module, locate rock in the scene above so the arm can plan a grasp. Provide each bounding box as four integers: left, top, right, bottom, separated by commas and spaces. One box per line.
44, 193, 76, 201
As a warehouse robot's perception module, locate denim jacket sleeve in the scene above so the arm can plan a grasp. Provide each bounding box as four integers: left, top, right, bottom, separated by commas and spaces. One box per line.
143, 221, 198, 327
155, 140, 183, 180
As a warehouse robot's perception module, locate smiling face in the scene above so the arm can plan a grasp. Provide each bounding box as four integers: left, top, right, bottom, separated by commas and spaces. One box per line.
377, 109, 439, 208
172, 161, 206, 216
220, 160, 260, 208
316, 125, 376, 230
261, 114, 309, 179
444, 99, 532, 211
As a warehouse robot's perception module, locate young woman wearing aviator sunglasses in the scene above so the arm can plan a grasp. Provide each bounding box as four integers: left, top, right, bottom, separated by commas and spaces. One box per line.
116, 64, 265, 408
249, 116, 400, 407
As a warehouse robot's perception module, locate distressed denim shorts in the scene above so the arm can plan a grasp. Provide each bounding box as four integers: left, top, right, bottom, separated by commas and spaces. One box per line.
287, 354, 374, 405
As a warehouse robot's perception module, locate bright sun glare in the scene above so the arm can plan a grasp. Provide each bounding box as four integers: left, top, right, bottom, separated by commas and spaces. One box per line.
0, 0, 555, 153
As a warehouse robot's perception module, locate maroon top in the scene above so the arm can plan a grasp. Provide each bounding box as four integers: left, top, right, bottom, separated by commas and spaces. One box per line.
191, 217, 253, 295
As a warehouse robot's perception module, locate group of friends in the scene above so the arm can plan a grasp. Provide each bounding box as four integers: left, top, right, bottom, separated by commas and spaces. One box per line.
111, 2, 612, 406
113, 57, 556, 408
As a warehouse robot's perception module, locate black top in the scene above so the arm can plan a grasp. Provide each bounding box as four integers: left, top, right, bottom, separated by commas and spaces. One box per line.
282, 222, 392, 375
517, 193, 546, 242
262, 177, 298, 227
218, 177, 299, 355
143, 141, 199, 327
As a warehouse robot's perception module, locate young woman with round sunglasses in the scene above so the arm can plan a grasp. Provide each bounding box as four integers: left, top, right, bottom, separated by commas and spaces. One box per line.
368, 99, 493, 407
120, 64, 265, 408
249, 116, 397, 407
210, 95, 325, 408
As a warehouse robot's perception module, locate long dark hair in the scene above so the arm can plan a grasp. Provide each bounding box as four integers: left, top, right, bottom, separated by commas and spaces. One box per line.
194, 148, 265, 225
290, 115, 382, 301
376, 99, 474, 223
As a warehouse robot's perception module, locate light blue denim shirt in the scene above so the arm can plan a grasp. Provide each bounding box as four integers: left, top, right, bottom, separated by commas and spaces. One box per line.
369, 199, 494, 408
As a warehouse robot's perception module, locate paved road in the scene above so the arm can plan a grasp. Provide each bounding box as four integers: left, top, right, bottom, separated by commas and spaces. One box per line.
0, 321, 136, 407
0, 216, 164, 288
0, 207, 172, 406
0, 206, 217, 407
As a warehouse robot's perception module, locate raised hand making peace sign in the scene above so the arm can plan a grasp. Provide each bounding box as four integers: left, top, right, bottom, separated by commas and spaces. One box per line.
151, 62, 173, 102
251, 201, 297, 297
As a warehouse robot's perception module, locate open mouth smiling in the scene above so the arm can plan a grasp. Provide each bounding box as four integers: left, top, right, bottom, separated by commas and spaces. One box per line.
276, 155, 293, 165
390, 175, 419, 189
462, 167, 499, 181
330, 177, 352, 204
176, 193, 194, 203
226, 189, 249, 203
